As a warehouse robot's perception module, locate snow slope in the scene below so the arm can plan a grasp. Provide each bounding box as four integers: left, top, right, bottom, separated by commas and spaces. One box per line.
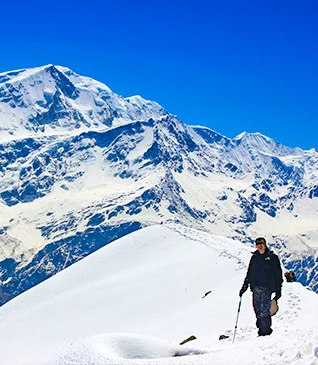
0, 224, 317, 365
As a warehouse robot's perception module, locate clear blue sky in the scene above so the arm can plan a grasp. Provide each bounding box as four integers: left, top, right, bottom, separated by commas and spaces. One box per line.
1, 0, 317, 149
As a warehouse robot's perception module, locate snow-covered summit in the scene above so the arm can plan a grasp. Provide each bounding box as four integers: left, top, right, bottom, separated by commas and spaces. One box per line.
0, 64, 168, 140
234, 131, 303, 157
126, 94, 164, 110
55, 65, 113, 93
0, 64, 53, 84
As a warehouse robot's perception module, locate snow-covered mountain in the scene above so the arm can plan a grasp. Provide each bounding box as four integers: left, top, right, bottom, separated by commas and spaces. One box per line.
0, 224, 317, 365
0, 65, 317, 305
0, 65, 167, 138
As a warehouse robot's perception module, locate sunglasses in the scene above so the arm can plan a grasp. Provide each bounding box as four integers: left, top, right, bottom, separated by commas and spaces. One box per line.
255, 242, 265, 246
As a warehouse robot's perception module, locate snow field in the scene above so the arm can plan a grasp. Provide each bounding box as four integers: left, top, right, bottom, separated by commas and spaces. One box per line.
0, 224, 317, 365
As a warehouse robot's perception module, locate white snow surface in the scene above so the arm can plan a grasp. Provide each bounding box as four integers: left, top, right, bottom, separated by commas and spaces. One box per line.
0, 65, 168, 141
0, 224, 317, 365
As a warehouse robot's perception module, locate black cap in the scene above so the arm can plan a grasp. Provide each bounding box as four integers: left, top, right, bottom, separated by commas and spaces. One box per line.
255, 237, 266, 245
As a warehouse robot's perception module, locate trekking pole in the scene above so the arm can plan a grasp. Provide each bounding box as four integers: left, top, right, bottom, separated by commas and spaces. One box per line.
233, 296, 242, 343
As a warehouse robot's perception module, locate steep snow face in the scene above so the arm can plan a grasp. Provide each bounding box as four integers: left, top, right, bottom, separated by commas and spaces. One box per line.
0, 65, 317, 306
0, 224, 317, 365
0, 65, 168, 139
233, 131, 298, 156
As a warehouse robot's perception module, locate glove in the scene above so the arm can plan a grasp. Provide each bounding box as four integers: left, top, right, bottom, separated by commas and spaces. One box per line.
273, 288, 281, 301
239, 283, 248, 297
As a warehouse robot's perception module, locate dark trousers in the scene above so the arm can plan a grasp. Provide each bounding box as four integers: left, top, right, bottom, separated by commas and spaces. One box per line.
252, 286, 272, 335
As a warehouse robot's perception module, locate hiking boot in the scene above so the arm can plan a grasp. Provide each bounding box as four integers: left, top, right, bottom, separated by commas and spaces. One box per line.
258, 328, 273, 336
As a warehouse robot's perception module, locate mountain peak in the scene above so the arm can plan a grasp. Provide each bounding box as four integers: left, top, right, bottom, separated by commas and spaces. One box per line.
0, 64, 98, 89
0, 65, 169, 139
234, 131, 271, 142
233, 131, 299, 156
0, 64, 53, 85
126, 95, 167, 113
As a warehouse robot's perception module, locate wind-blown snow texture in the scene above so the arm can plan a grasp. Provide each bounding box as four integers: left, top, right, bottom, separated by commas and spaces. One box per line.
0, 224, 317, 365
0, 65, 317, 305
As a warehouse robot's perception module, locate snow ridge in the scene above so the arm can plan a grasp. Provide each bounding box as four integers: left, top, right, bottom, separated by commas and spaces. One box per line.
0, 224, 317, 365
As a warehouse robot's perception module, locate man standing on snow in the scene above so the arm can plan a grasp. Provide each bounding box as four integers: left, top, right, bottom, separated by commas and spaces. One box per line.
239, 237, 283, 336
